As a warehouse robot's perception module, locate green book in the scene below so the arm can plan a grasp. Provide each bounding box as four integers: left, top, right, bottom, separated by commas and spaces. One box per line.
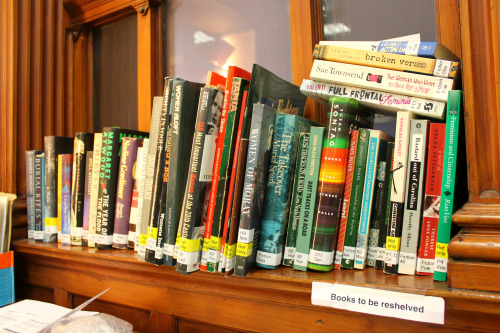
256, 114, 316, 269
282, 132, 310, 267
434, 90, 462, 281
341, 128, 371, 269
293, 127, 324, 271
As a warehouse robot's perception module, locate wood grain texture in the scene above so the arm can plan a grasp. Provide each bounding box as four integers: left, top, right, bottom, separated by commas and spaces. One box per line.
436, 0, 462, 59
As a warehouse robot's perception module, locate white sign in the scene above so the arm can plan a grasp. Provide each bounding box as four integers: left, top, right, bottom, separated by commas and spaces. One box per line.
311, 282, 445, 324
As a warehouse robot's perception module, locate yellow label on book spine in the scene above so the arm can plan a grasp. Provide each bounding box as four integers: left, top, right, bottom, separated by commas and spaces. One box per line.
202, 238, 210, 252
227, 244, 237, 258
209, 236, 221, 250
178, 237, 200, 253
386, 236, 401, 251
139, 234, 148, 246
435, 243, 448, 259
45, 217, 58, 227
236, 242, 253, 257
147, 227, 158, 240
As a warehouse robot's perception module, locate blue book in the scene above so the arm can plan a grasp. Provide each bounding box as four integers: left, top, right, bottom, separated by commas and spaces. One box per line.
34, 153, 45, 242
255, 113, 316, 269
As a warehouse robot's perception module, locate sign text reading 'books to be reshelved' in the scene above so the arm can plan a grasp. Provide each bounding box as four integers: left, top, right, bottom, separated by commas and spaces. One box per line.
311, 282, 445, 324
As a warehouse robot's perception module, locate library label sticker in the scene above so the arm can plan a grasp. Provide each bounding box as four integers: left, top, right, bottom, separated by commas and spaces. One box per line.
311, 282, 445, 324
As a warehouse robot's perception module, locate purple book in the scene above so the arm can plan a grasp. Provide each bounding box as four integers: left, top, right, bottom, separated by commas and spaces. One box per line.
60, 154, 73, 245
82, 152, 93, 245
112, 137, 143, 249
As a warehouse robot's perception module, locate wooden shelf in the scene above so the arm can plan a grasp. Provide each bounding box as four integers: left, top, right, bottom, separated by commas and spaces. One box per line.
12, 239, 500, 332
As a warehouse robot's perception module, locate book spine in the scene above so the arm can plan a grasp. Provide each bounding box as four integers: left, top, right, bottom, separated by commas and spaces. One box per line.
416, 123, 446, 275
341, 128, 370, 269
234, 104, 277, 277
334, 130, 359, 269
34, 153, 45, 242
293, 128, 324, 271
384, 111, 415, 274
82, 152, 93, 246
87, 133, 103, 248
283, 133, 309, 267
398, 119, 430, 275
25, 151, 40, 239
256, 115, 312, 269
205, 77, 248, 273
313, 44, 459, 78
354, 132, 386, 269
57, 156, 63, 242
145, 80, 174, 263
310, 59, 454, 102
137, 96, 164, 259
223, 138, 249, 276
366, 140, 389, 267
128, 146, 145, 249
60, 154, 73, 245
134, 138, 150, 251
70, 133, 94, 245
309, 98, 372, 271
176, 87, 223, 274
434, 90, 462, 281
113, 137, 142, 249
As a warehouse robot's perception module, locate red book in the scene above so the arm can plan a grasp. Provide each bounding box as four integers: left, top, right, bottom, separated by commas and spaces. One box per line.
333, 130, 359, 269
416, 123, 446, 275
201, 67, 251, 272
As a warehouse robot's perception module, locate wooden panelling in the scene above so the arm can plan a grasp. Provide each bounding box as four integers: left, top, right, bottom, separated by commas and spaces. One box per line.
436, 0, 462, 59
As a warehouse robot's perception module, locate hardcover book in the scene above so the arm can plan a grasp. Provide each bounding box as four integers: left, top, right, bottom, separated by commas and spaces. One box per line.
128, 145, 146, 249
313, 44, 459, 79
384, 111, 416, 274
133, 138, 150, 251
309, 97, 373, 272
256, 114, 316, 269
354, 130, 393, 269
82, 152, 93, 245
234, 103, 277, 277
341, 128, 371, 269
113, 137, 143, 249
87, 133, 103, 248
310, 59, 454, 102
434, 90, 464, 281
70, 132, 94, 245
25, 150, 43, 239
176, 86, 224, 274
398, 119, 430, 275
34, 153, 45, 242
300, 79, 446, 119
282, 132, 309, 267
59, 154, 73, 245
416, 123, 446, 275
162, 79, 204, 266
95, 127, 148, 250
44, 136, 73, 242
334, 130, 359, 269
293, 127, 324, 271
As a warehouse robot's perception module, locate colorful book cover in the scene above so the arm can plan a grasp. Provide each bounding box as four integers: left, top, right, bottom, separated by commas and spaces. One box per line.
57, 156, 63, 242
25, 150, 42, 239
313, 44, 459, 78
293, 127, 324, 271
223, 138, 249, 276
434, 90, 463, 281
144, 79, 174, 263
334, 130, 359, 269
82, 151, 93, 245
256, 114, 316, 269
309, 97, 373, 271
398, 119, 430, 275
416, 123, 446, 275
128, 146, 146, 249
162, 79, 204, 266
44, 136, 73, 242
354, 130, 392, 269
219, 89, 249, 273
176, 86, 224, 274
87, 133, 103, 248
376, 142, 395, 269
136, 96, 163, 258
205, 74, 250, 273
59, 154, 73, 245
70, 132, 94, 245
134, 138, 150, 251
384, 111, 416, 274
310, 59, 455, 102
283, 132, 310, 267
234, 103, 277, 277
113, 137, 142, 249
96, 127, 148, 250
341, 128, 371, 269
34, 153, 45, 242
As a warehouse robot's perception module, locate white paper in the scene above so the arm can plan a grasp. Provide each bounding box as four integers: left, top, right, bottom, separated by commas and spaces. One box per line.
311, 282, 445, 324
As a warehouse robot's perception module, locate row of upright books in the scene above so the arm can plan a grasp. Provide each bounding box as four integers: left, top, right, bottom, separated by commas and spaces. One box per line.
25, 39, 464, 281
